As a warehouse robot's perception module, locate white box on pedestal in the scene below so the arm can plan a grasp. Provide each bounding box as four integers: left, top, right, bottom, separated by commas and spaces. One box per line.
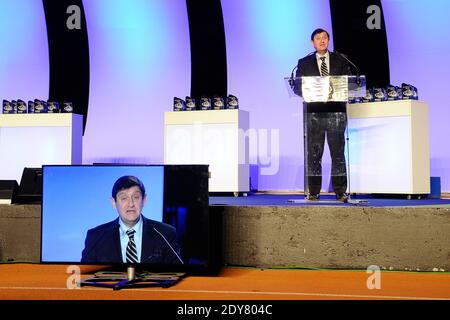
0, 113, 83, 183
164, 109, 249, 193
347, 100, 430, 195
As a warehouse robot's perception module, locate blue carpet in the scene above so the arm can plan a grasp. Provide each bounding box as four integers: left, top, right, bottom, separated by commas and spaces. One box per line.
209, 194, 450, 207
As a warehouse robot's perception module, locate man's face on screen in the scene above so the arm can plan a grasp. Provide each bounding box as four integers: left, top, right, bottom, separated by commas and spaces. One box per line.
312, 32, 329, 54
111, 185, 147, 227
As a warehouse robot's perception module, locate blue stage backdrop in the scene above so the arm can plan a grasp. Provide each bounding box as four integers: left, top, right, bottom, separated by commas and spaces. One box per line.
41, 165, 164, 262
82, 0, 191, 165
0, 0, 49, 101
1, 1, 450, 191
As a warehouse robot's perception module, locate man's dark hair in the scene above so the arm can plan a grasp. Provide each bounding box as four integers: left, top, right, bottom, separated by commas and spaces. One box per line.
311, 28, 330, 41
112, 175, 146, 200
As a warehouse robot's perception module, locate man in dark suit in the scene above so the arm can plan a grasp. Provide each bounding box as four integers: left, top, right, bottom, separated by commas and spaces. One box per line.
81, 175, 183, 264
294, 28, 352, 202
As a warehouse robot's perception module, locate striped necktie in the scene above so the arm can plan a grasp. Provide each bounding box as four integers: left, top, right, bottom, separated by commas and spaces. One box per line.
126, 229, 139, 263
320, 56, 329, 76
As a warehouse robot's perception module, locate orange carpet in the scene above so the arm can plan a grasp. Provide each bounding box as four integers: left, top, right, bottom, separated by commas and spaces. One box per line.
0, 264, 449, 300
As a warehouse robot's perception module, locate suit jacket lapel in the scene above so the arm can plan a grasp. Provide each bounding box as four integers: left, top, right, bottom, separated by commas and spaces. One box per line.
329, 52, 338, 75
310, 54, 321, 76
111, 218, 122, 262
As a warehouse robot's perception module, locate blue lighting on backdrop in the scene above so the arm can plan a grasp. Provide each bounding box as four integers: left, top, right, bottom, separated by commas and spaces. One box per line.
382, 0, 450, 190
0, 0, 49, 101
82, 0, 191, 165
87, 0, 167, 75
383, 0, 450, 50
246, 0, 320, 62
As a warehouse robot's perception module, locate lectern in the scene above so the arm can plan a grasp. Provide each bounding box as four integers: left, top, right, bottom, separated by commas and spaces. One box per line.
285, 75, 366, 199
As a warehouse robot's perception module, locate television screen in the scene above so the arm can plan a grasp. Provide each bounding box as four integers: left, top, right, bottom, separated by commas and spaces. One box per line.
40, 164, 220, 275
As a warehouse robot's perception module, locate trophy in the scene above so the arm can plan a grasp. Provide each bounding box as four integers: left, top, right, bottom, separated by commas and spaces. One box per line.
362, 88, 374, 103
62, 101, 74, 113
11, 100, 18, 113
47, 101, 60, 113
200, 96, 211, 110
213, 96, 225, 110
373, 88, 387, 102
2, 100, 15, 114
173, 97, 186, 111
226, 95, 239, 109
185, 96, 196, 111
402, 83, 418, 100
386, 85, 402, 101
27, 101, 34, 113
32, 99, 48, 113
17, 99, 28, 114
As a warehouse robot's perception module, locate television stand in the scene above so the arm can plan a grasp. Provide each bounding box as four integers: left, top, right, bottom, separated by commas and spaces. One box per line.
80, 266, 186, 290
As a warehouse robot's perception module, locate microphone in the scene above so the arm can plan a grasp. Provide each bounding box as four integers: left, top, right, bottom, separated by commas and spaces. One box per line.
289, 64, 297, 88
334, 51, 361, 86
153, 227, 185, 264
289, 51, 316, 88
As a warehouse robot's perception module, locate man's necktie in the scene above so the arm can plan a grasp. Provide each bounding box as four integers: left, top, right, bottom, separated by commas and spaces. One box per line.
320, 56, 329, 76
126, 229, 139, 263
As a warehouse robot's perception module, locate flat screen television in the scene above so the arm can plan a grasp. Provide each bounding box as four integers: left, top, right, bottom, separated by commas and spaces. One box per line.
40, 164, 221, 278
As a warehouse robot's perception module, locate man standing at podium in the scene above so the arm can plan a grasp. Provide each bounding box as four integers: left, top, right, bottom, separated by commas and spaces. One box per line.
294, 28, 352, 201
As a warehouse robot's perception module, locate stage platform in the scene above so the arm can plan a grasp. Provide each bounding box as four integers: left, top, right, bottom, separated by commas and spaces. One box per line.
1, 193, 450, 272
210, 193, 450, 207
209, 193, 450, 272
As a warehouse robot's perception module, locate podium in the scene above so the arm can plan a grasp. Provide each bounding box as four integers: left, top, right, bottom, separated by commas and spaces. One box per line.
0, 113, 83, 183
164, 109, 249, 194
285, 75, 366, 102
285, 75, 366, 198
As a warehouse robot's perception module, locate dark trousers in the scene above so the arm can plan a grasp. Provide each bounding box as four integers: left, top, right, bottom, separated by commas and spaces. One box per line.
305, 112, 347, 195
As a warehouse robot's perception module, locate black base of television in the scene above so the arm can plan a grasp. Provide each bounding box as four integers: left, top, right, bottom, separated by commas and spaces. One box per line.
79, 266, 186, 290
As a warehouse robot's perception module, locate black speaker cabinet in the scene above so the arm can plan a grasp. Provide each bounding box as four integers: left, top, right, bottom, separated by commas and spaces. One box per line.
12, 168, 42, 204
0, 180, 19, 204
